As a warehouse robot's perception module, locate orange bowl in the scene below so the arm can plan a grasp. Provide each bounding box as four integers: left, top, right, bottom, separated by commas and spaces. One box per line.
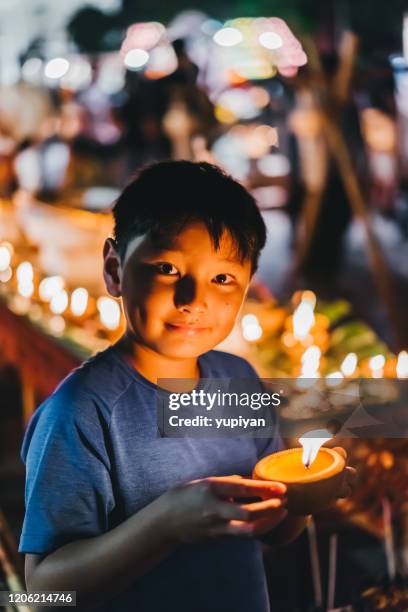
253, 447, 346, 515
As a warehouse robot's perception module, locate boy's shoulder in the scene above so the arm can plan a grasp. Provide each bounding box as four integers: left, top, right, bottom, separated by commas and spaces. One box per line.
26, 346, 130, 432
29, 347, 260, 425
51, 345, 131, 405
20, 346, 128, 463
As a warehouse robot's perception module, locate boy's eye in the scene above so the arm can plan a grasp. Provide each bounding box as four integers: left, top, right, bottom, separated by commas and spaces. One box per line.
155, 262, 179, 276
213, 273, 234, 285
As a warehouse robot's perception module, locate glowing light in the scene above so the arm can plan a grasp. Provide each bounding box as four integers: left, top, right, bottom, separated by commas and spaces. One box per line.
369, 354, 386, 371
299, 429, 333, 468
241, 312, 263, 341
124, 49, 149, 70
241, 313, 259, 327
16, 262, 33, 285
18, 282, 34, 298
213, 27, 243, 47
259, 31, 283, 50
50, 290, 68, 315
341, 353, 358, 377
49, 315, 66, 335
16, 261, 34, 297
97, 297, 121, 330
123, 22, 165, 51
301, 290, 316, 309
301, 345, 321, 366
0, 246, 11, 271
0, 268, 12, 283
70, 288, 89, 317
396, 350, 408, 379
300, 345, 321, 377
293, 301, 315, 340
45, 57, 70, 79
39, 276, 64, 302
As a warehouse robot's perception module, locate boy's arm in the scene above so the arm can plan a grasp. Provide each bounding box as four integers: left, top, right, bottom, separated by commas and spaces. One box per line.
26, 493, 176, 612
26, 476, 285, 611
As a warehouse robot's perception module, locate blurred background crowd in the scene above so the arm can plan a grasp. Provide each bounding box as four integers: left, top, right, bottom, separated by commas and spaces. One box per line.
1, 1, 408, 610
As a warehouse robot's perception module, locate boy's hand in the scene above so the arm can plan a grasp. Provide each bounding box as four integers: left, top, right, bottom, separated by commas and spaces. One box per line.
332, 447, 358, 499
160, 475, 287, 544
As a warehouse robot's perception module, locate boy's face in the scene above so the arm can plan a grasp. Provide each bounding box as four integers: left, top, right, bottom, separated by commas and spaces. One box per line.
103, 221, 252, 359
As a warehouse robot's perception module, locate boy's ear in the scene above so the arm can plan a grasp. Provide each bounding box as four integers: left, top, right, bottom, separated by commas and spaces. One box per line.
103, 238, 122, 298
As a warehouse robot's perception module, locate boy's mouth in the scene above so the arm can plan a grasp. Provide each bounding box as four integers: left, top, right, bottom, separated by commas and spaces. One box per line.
165, 322, 210, 336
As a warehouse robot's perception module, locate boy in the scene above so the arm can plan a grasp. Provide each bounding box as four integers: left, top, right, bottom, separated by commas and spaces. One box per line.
19, 161, 355, 611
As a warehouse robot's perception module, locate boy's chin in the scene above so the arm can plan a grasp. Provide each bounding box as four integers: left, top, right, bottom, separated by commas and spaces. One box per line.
157, 338, 216, 360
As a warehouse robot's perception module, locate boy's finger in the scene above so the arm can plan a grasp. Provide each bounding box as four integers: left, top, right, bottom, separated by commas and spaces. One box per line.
214, 500, 251, 522
207, 521, 254, 538
240, 497, 287, 516
208, 477, 286, 499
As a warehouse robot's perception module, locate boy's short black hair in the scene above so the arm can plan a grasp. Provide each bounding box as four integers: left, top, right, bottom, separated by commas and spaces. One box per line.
112, 160, 266, 275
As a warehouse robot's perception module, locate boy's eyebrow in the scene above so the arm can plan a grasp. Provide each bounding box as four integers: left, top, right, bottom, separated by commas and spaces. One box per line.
147, 248, 242, 265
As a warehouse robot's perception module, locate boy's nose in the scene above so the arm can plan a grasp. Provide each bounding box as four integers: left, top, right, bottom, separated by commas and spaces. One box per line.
174, 276, 207, 313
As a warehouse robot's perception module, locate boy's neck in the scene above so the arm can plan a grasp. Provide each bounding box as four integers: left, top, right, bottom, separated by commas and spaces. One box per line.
115, 332, 201, 388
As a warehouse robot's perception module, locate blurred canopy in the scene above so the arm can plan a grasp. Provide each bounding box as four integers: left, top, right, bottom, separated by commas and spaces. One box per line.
68, 0, 408, 58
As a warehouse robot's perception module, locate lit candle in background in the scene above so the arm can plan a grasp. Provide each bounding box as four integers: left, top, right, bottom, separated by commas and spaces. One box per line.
0, 245, 12, 271
16, 262, 34, 298
340, 352, 358, 377
241, 313, 263, 341
369, 354, 385, 378
39, 276, 65, 302
70, 287, 89, 317
396, 350, 408, 379
293, 300, 315, 340
97, 296, 121, 330
50, 290, 68, 315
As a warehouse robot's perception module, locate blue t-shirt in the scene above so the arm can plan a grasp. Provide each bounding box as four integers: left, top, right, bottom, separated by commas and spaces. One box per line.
19, 345, 284, 612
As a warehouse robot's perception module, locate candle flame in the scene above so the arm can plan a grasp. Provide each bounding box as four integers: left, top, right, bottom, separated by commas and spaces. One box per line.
299, 429, 333, 468
340, 352, 357, 377
396, 351, 408, 379
293, 301, 315, 340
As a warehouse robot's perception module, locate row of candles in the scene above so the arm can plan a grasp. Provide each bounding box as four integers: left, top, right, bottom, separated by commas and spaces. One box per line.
2, 239, 408, 382
0, 241, 123, 337
240, 289, 408, 381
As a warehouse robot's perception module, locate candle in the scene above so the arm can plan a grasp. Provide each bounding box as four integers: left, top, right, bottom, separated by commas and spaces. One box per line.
382, 496, 396, 582
253, 445, 346, 515
327, 533, 338, 610
307, 519, 323, 610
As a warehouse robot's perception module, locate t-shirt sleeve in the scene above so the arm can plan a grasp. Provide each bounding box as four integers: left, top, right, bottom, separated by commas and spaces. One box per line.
18, 390, 115, 555
238, 357, 286, 459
